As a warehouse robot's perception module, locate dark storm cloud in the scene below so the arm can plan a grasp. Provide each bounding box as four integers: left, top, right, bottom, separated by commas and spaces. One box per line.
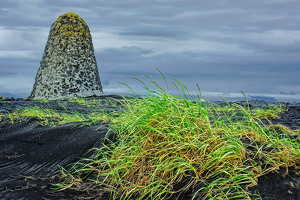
0, 0, 299, 98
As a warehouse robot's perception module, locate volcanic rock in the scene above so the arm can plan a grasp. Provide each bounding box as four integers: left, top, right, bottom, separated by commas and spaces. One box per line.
30, 12, 103, 100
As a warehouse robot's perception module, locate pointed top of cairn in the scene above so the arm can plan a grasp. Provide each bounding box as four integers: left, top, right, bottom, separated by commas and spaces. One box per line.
30, 12, 103, 100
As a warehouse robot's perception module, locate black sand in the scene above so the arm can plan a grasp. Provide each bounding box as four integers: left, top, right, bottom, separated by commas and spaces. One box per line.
0, 97, 299, 200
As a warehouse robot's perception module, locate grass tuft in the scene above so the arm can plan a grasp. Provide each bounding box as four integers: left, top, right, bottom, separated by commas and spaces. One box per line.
251, 105, 286, 120
55, 71, 300, 199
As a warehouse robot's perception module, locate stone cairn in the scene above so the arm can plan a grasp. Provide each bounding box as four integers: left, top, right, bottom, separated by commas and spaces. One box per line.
30, 12, 103, 99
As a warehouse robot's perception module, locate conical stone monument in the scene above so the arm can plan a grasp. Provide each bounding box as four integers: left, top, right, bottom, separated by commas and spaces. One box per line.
30, 12, 103, 99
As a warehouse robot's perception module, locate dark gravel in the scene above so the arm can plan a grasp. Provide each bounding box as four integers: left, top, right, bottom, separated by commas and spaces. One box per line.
0, 95, 124, 200
0, 97, 299, 200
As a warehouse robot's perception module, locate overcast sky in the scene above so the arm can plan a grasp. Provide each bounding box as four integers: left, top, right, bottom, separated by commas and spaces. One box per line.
0, 0, 299, 101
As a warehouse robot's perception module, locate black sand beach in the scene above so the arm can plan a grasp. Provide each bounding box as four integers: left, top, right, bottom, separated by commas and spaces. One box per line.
0, 97, 299, 200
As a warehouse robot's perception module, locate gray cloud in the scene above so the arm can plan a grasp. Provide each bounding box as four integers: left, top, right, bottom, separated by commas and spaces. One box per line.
0, 0, 299, 100
0, 71, 17, 77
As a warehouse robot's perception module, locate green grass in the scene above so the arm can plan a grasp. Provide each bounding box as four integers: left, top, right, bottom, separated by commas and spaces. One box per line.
36, 98, 49, 103
52, 71, 300, 200
67, 97, 119, 108
66, 97, 90, 107
0, 72, 297, 199
6, 105, 110, 126
213, 104, 286, 120
252, 105, 286, 120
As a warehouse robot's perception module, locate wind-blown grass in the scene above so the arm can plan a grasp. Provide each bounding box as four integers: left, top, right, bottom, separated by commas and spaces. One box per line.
54, 71, 299, 199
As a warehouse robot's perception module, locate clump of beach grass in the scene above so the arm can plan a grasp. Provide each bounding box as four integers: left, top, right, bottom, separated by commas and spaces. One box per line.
213, 104, 286, 120
53, 71, 300, 199
252, 105, 287, 120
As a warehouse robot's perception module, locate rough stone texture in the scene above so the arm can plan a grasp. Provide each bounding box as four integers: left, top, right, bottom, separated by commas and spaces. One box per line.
31, 12, 103, 100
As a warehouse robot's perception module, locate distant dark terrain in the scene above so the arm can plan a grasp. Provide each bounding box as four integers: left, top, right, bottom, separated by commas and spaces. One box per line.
0, 97, 299, 200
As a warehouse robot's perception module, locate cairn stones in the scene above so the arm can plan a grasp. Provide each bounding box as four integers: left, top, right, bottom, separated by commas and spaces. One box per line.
30, 12, 103, 99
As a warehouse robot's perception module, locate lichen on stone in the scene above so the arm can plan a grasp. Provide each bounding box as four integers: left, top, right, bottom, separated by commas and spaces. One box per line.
54, 12, 90, 39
